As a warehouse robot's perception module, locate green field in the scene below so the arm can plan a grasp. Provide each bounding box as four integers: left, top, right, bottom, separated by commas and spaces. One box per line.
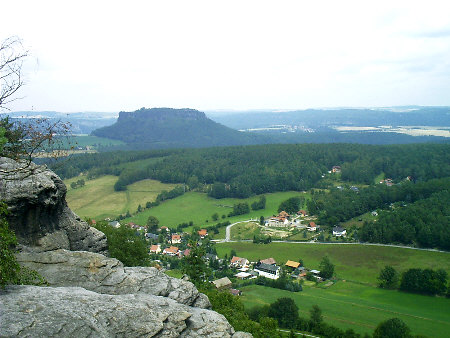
231, 222, 262, 240
340, 211, 377, 229
65, 175, 177, 220
215, 242, 450, 285
123, 191, 308, 230
240, 283, 450, 337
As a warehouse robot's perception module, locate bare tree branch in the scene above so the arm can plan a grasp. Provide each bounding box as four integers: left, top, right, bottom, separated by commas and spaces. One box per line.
0, 36, 75, 177
0, 37, 28, 110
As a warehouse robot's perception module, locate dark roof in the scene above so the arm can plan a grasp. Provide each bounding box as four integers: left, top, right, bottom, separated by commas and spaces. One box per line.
205, 253, 218, 260
145, 233, 159, 240
255, 262, 280, 273
333, 226, 345, 232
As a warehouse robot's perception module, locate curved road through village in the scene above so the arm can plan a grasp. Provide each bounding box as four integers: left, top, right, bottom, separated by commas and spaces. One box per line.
216, 219, 449, 254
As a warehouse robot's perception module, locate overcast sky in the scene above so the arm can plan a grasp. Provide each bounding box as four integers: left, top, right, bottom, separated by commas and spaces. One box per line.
1, 0, 450, 113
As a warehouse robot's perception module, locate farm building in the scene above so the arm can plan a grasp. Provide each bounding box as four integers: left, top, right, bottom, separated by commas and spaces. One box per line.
212, 277, 232, 290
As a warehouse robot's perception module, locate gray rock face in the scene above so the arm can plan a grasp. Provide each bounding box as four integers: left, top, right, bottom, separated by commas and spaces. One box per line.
0, 285, 236, 337
16, 248, 211, 308
0, 157, 252, 337
0, 157, 107, 254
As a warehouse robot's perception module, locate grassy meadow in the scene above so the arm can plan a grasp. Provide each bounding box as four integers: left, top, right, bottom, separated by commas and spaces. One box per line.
65, 172, 308, 229
123, 191, 309, 231
65, 175, 177, 220
340, 211, 377, 229
215, 242, 450, 285
231, 222, 262, 240
240, 283, 450, 337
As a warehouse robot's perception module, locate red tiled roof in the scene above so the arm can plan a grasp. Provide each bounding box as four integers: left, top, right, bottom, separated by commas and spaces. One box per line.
261, 258, 276, 265
198, 229, 208, 236
164, 246, 179, 253
231, 256, 241, 264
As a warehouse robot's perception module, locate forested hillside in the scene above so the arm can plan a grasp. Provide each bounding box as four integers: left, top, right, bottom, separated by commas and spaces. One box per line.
54, 143, 449, 197
52, 142, 450, 250
360, 190, 450, 250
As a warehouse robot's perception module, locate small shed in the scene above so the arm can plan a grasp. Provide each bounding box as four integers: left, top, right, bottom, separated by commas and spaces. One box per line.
212, 277, 232, 290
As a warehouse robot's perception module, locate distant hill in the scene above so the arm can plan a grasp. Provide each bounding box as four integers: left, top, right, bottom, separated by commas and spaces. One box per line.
208, 106, 450, 129
91, 107, 264, 149
3, 111, 117, 134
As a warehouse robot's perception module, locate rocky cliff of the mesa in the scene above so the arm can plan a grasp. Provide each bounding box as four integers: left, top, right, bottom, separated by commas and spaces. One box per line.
91, 107, 263, 149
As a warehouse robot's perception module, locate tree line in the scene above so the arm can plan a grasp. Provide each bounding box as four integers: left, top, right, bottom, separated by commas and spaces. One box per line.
360, 189, 450, 250
307, 177, 450, 227
378, 265, 449, 297
51, 143, 449, 199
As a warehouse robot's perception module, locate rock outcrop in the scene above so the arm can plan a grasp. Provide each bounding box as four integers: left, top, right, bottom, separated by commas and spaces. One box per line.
16, 248, 211, 308
0, 157, 107, 254
0, 157, 251, 337
0, 286, 236, 337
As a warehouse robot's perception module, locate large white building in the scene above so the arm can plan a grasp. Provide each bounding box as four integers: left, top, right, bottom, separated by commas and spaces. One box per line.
254, 262, 280, 280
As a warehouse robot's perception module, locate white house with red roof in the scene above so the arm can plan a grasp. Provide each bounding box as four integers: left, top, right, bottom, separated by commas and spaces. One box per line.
150, 244, 161, 254
230, 256, 249, 269
307, 221, 318, 231
198, 229, 208, 238
171, 234, 182, 244
163, 246, 179, 256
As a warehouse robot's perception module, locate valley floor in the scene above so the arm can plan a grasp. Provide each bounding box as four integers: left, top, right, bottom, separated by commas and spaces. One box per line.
240, 283, 450, 337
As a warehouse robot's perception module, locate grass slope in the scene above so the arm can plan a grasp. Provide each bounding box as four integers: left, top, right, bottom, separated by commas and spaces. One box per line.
65, 175, 177, 220
123, 191, 308, 231
215, 242, 450, 285
241, 283, 450, 337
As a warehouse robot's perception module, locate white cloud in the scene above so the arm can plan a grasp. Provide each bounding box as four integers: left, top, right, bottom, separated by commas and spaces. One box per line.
1, 0, 449, 111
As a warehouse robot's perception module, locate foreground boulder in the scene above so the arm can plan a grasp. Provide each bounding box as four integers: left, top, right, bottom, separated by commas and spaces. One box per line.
0, 285, 237, 337
0, 157, 251, 337
0, 157, 107, 254
16, 248, 210, 308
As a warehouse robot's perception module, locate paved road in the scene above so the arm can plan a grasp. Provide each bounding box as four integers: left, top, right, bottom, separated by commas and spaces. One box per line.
225, 220, 254, 242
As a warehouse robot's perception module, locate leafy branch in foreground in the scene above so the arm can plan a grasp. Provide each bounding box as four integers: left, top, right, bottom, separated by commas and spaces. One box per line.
0, 202, 46, 288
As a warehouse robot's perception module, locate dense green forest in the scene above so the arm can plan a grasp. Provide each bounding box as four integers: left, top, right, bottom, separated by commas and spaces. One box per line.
53, 143, 449, 198
50, 142, 449, 251
112, 143, 448, 198
307, 178, 450, 224
360, 190, 450, 250
49, 149, 179, 179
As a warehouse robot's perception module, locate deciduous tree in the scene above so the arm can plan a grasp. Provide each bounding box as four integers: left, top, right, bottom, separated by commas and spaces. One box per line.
373, 318, 412, 338
181, 240, 210, 287
319, 256, 334, 279
146, 216, 160, 233
268, 297, 299, 329
378, 265, 399, 289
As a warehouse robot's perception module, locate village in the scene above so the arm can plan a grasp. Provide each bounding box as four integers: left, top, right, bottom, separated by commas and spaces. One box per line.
92, 210, 339, 298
